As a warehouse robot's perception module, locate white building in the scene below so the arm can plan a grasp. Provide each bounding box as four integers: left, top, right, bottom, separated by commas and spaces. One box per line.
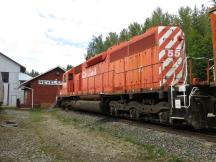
0, 52, 31, 106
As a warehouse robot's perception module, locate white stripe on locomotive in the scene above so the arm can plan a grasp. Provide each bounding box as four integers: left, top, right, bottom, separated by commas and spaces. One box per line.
158, 26, 166, 33
159, 27, 177, 46
164, 30, 182, 49
163, 57, 183, 84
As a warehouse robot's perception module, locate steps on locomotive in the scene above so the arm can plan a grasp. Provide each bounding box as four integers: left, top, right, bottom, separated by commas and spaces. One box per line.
169, 85, 188, 121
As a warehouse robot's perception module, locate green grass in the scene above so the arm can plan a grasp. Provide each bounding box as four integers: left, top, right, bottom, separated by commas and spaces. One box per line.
50, 109, 184, 162
0, 112, 12, 122
28, 109, 63, 160
168, 157, 183, 162
50, 109, 81, 126
2, 108, 183, 162
1, 106, 16, 108
29, 108, 44, 122
39, 144, 65, 161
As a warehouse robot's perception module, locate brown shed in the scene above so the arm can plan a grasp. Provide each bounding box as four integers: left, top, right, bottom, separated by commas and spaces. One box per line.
20, 67, 65, 108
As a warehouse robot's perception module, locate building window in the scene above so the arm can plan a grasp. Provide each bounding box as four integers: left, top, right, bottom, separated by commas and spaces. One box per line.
1, 72, 9, 83
56, 71, 60, 76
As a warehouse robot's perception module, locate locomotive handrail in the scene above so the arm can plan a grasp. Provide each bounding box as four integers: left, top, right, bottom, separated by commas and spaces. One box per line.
187, 87, 199, 108
170, 56, 188, 109
170, 85, 174, 108
209, 65, 214, 70
189, 57, 210, 60
184, 57, 188, 85
170, 58, 176, 109
181, 87, 199, 109
85, 63, 160, 78
183, 57, 188, 107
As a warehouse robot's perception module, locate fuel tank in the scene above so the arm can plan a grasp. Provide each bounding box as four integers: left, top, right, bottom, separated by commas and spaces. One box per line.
67, 100, 108, 114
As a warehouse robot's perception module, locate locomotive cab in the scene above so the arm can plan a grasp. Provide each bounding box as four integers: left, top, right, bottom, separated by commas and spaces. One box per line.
59, 68, 74, 96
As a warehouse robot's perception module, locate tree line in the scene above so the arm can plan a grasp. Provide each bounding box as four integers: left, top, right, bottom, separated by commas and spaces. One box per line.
86, 4, 216, 80
25, 69, 40, 77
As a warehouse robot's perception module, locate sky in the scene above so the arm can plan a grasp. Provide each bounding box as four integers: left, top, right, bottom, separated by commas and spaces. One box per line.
0, 0, 213, 73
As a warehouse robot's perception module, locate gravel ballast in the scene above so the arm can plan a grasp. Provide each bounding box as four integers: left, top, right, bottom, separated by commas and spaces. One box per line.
0, 108, 178, 162
1, 108, 216, 161
57, 109, 216, 162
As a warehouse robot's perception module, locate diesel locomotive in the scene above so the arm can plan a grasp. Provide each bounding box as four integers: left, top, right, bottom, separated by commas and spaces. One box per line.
57, 7, 216, 129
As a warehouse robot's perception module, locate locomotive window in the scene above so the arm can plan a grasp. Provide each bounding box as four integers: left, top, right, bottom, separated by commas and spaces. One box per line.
68, 74, 73, 80
75, 67, 81, 74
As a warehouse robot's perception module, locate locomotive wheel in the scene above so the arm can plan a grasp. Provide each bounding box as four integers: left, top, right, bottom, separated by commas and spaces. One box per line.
114, 107, 118, 117
110, 107, 118, 117
109, 101, 119, 117
158, 111, 169, 124
110, 107, 114, 116
129, 109, 139, 120
187, 97, 207, 129
110, 107, 115, 116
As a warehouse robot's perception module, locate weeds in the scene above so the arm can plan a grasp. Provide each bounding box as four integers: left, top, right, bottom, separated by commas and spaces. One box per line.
51, 109, 183, 161
50, 109, 81, 126
168, 157, 183, 162
29, 109, 44, 122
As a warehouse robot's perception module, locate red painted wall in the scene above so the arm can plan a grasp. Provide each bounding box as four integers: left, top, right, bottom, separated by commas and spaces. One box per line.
25, 68, 64, 107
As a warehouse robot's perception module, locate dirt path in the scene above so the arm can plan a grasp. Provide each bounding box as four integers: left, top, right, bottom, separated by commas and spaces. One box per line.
0, 109, 176, 162
37, 113, 146, 162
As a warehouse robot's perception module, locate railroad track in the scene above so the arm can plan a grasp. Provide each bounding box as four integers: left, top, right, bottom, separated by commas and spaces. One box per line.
118, 118, 216, 143
69, 109, 216, 143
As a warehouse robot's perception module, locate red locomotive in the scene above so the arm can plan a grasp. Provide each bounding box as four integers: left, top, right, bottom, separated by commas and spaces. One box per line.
57, 7, 216, 129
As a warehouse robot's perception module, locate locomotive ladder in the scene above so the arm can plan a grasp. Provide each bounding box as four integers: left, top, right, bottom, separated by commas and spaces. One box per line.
170, 85, 199, 121
170, 85, 187, 120
169, 56, 190, 120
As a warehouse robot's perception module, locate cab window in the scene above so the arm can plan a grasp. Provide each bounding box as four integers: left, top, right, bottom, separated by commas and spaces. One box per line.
68, 73, 73, 80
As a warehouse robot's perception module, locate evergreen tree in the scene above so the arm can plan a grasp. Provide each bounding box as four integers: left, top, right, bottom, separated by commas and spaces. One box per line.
128, 22, 143, 38
66, 65, 73, 71
211, 0, 216, 5
178, 7, 193, 54
119, 28, 129, 42
26, 70, 40, 77
86, 35, 105, 59
85, 5, 214, 81
142, 8, 177, 32
104, 32, 119, 50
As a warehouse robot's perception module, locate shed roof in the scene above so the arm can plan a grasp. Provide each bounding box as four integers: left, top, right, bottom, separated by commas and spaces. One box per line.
19, 66, 65, 87
19, 73, 32, 81
0, 52, 26, 72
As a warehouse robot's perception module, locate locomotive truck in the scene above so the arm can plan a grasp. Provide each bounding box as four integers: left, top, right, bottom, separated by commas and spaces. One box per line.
57, 7, 216, 129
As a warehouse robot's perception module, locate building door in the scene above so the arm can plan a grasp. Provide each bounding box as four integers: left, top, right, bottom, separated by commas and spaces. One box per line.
3, 83, 8, 105
11, 95, 17, 106
2, 72, 9, 105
